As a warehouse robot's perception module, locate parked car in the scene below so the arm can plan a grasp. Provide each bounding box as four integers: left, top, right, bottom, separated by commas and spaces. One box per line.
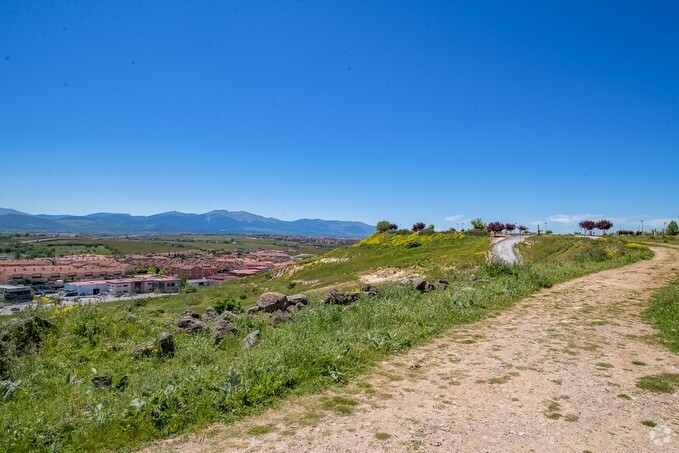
0, 304, 4, 309
10, 306, 21, 312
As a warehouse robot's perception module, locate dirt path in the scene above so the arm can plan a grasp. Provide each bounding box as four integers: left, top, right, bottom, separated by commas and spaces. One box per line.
155, 246, 679, 453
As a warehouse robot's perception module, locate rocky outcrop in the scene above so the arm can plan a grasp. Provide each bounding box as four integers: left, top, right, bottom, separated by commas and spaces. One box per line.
156, 332, 175, 357
218, 311, 237, 321
213, 320, 238, 344
132, 340, 155, 358
178, 314, 208, 334
412, 278, 435, 293
256, 292, 289, 313
202, 307, 219, 321
323, 288, 359, 305
361, 284, 380, 296
287, 294, 308, 306
242, 330, 260, 348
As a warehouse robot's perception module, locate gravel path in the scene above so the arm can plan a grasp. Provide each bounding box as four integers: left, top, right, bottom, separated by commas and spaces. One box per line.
491, 235, 527, 264
153, 246, 679, 453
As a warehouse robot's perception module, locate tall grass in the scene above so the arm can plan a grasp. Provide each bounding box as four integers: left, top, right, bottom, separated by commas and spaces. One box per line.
0, 238, 651, 452
644, 279, 679, 354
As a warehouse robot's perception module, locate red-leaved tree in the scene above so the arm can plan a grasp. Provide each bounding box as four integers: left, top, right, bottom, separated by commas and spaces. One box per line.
412, 222, 426, 232
486, 221, 505, 235
504, 223, 516, 234
594, 219, 613, 235
579, 220, 596, 235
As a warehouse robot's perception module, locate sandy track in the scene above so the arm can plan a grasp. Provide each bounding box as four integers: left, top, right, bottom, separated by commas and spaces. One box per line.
154, 246, 679, 453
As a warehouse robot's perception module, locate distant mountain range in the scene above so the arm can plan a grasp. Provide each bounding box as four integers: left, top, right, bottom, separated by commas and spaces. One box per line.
0, 208, 374, 238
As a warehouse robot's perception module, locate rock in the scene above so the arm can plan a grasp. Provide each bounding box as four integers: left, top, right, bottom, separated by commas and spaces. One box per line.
437, 279, 449, 290
177, 315, 209, 333
361, 284, 380, 296
218, 310, 238, 321
156, 332, 175, 357
247, 306, 261, 315
242, 330, 260, 348
286, 304, 298, 313
202, 307, 219, 321
295, 302, 306, 310
213, 320, 238, 344
323, 288, 357, 305
288, 294, 308, 306
92, 375, 112, 388
412, 278, 435, 293
132, 340, 155, 358
182, 310, 201, 319
271, 310, 292, 324
257, 292, 289, 313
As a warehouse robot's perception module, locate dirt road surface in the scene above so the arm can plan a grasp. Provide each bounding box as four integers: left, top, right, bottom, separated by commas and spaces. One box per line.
154, 246, 679, 453
491, 235, 527, 264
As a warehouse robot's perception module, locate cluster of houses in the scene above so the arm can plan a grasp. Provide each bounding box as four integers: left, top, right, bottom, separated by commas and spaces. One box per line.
0, 249, 297, 304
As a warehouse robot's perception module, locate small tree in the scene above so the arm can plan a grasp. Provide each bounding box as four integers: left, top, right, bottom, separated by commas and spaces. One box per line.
578, 220, 596, 235
376, 220, 391, 233
518, 225, 528, 234
594, 219, 613, 235
471, 218, 486, 230
667, 220, 679, 236
388, 223, 398, 231
486, 221, 505, 235
504, 223, 516, 234
412, 222, 426, 232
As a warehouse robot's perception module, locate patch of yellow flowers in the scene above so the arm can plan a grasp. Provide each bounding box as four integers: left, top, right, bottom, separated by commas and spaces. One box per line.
356, 231, 464, 248
53, 306, 75, 315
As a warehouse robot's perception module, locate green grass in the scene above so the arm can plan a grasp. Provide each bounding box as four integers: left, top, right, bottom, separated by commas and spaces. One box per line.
643, 279, 679, 354
636, 373, 679, 393
0, 234, 652, 452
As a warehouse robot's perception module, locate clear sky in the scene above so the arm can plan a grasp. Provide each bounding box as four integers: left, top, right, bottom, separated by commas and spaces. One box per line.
1, 1, 677, 232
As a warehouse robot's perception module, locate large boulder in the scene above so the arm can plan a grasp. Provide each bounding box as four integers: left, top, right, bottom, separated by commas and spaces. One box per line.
287, 294, 308, 306
202, 307, 219, 321
178, 315, 209, 334
213, 320, 238, 344
257, 292, 289, 313
323, 288, 358, 305
182, 310, 201, 319
242, 330, 260, 348
271, 310, 292, 324
131, 340, 155, 358
218, 311, 237, 321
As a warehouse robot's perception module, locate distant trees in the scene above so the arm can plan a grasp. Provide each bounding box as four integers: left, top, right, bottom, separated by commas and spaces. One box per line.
667, 220, 679, 236
579, 219, 613, 235
504, 223, 516, 234
471, 218, 486, 230
376, 221, 398, 232
412, 222, 426, 232
486, 221, 505, 235
518, 225, 528, 234
594, 220, 613, 235
376, 221, 391, 233
578, 220, 596, 235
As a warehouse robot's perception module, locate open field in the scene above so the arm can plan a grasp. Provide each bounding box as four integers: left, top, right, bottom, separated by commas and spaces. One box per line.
0, 234, 342, 259
0, 234, 654, 452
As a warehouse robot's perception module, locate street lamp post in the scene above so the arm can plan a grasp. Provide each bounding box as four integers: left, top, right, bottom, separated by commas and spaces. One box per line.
641, 220, 644, 234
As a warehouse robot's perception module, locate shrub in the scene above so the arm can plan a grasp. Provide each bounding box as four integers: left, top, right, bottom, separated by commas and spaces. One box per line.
213, 299, 243, 314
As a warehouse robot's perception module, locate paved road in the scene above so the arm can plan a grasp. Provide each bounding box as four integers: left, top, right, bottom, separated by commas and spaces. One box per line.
491, 235, 528, 264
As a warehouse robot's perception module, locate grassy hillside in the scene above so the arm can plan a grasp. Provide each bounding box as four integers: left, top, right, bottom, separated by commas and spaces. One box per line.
517, 235, 652, 264
0, 234, 652, 452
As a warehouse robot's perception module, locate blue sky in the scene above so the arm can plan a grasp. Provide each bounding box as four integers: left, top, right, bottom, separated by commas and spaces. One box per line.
1, 1, 677, 232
